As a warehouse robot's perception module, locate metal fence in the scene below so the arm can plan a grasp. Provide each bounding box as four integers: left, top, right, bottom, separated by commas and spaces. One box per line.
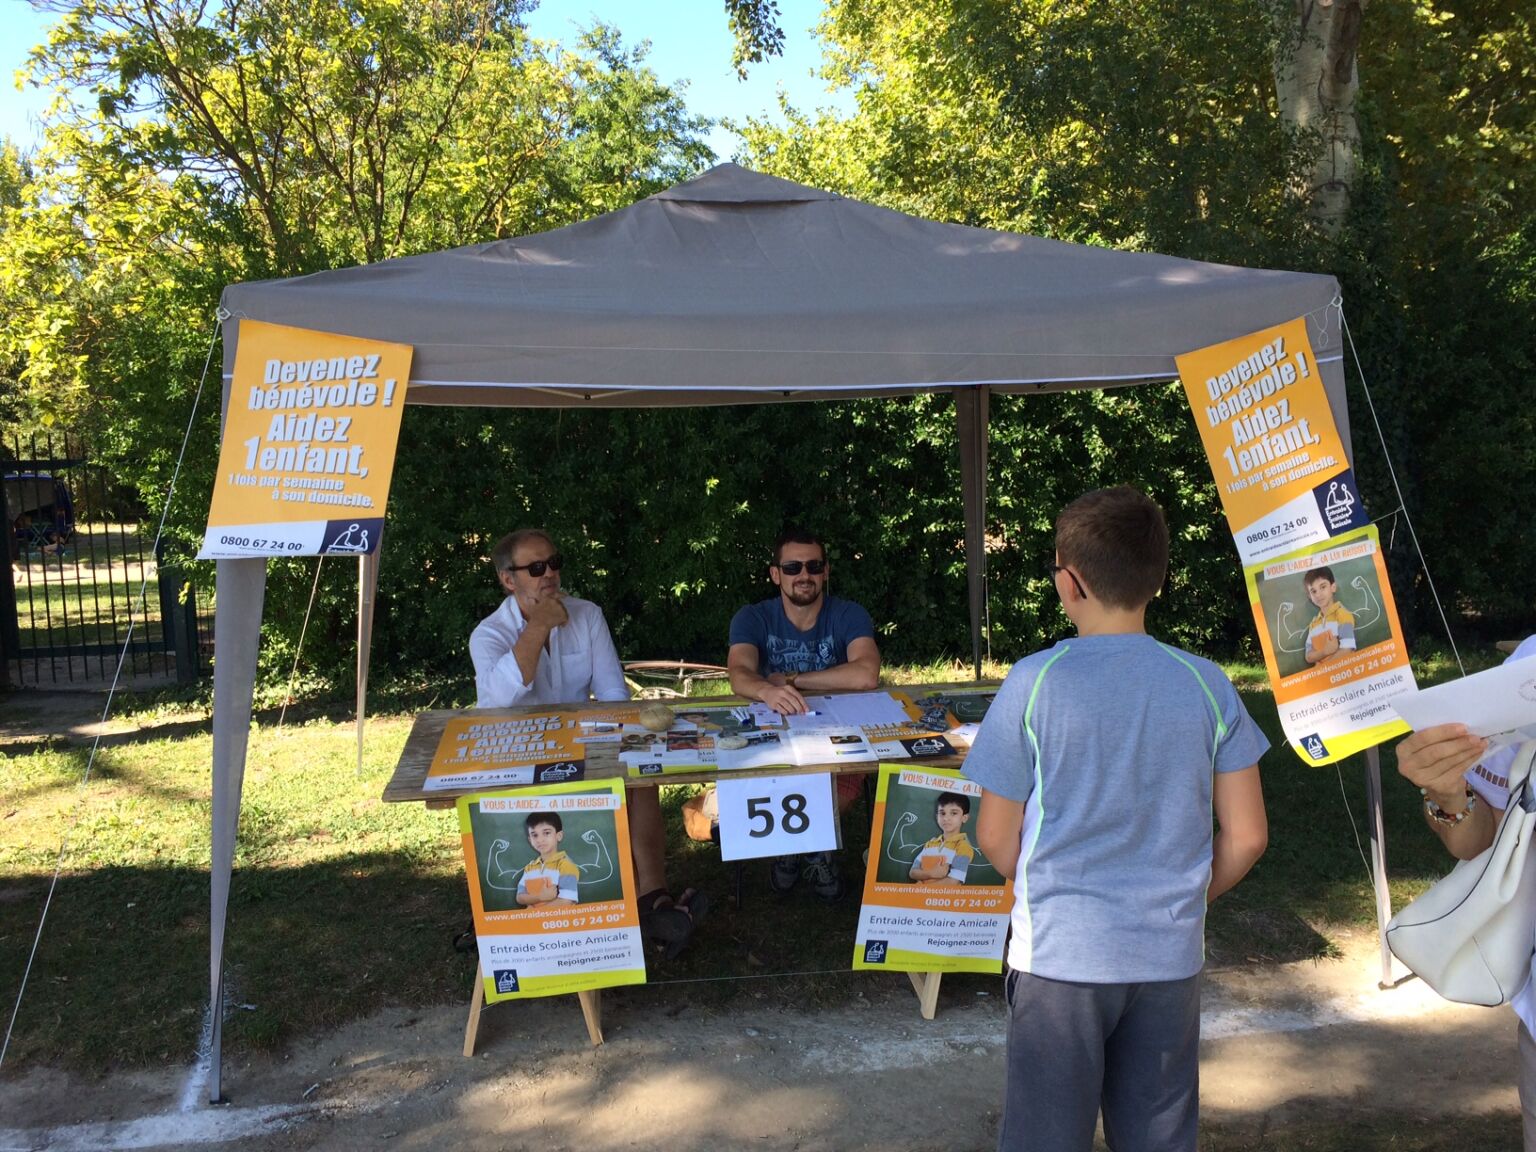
1, 432, 210, 688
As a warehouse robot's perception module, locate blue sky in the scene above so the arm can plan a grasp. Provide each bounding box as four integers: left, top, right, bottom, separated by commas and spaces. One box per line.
1, 0, 852, 159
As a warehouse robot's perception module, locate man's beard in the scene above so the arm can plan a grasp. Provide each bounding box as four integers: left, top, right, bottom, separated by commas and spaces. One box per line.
785, 581, 823, 607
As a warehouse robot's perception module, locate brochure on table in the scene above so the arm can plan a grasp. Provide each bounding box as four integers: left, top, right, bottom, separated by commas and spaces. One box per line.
425, 706, 638, 792
852, 766, 1012, 973
620, 688, 996, 778
457, 779, 644, 1003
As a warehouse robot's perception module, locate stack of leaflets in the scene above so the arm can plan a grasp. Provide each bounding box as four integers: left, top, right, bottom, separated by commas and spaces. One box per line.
424, 706, 636, 792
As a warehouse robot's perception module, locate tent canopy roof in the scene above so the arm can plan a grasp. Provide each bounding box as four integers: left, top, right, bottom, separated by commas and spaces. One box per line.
220, 164, 1344, 410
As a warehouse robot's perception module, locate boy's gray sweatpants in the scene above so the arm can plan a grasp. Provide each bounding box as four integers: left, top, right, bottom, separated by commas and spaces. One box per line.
997, 968, 1202, 1152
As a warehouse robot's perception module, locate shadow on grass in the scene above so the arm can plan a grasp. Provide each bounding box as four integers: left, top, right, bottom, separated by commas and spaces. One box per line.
0, 743, 215, 812
0, 805, 972, 1076
0, 857, 471, 1073
1231, 686, 1483, 934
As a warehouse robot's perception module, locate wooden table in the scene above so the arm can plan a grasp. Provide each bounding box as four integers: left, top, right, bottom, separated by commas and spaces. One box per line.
383, 682, 997, 1051
383, 682, 987, 804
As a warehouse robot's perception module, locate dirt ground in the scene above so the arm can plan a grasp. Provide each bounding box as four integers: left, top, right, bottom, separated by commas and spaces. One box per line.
0, 689, 1524, 1150
0, 926, 1522, 1152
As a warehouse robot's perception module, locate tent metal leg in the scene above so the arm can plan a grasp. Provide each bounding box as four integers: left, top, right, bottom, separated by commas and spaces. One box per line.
356, 548, 381, 777
955, 385, 990, 680
1363, 746, 1396, 988
209, 557, 267, 1103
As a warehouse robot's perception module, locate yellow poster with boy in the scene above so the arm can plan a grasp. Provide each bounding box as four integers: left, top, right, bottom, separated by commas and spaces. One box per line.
457, 780, 644, 1003
1178, 317, 1414, 764
199, 320, 411, 558
1246, 526, 1412, 764
853, 767, 1011, 973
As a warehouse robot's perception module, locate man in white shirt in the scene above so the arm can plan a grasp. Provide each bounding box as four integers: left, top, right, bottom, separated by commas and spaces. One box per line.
471, 529, 703, 953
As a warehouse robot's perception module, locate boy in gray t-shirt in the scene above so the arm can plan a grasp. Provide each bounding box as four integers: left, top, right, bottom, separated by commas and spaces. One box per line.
964, 486, 1269, 1152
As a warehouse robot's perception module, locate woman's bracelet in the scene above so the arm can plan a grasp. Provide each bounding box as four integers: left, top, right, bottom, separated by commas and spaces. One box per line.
1422, 787, 1479, 827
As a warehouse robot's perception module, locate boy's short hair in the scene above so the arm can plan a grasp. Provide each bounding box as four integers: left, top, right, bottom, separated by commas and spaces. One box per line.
772, 525, 826, 564
524, 811, 562, 835
1054, 486, 1168, 611
493, 528, 556, 575
935, 791, 971, 815
1303, 566, 1336, 587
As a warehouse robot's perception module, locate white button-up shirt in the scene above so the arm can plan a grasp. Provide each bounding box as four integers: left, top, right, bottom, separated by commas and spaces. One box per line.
470, 595, 630, 708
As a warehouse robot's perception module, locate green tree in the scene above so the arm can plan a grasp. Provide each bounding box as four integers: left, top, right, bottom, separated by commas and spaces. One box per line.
1269, 0, 1369, 235
0, 140, 34, 427
1, 0, 713, 681
738, 0, 1535, 645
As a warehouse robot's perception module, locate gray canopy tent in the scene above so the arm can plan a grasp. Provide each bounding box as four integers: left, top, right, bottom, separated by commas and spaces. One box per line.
209, 163, 1367, 1099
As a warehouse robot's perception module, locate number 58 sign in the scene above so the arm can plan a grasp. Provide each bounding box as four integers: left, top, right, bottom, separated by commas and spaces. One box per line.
716, 773, 841, 861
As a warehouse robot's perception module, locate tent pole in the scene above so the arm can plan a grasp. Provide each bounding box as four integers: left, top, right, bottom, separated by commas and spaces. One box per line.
1363, 746, 1397, 988
955, 385, 990, 680
356, 547, 382, 777
209, 556, 267, 1103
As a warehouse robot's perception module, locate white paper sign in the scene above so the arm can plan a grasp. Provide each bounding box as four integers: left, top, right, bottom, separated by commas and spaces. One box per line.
1391, 658, 1536, 749
716, 773, 840, 861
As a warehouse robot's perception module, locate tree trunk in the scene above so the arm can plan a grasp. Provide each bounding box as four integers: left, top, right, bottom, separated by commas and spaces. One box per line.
1273, 0, 1367, 235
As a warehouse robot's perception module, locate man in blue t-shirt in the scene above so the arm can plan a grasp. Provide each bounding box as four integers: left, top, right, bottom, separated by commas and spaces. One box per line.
728, 526, 881, 900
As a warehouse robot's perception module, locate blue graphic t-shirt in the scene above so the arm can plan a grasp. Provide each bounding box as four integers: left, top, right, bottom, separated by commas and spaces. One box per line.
728, 596, 875, 676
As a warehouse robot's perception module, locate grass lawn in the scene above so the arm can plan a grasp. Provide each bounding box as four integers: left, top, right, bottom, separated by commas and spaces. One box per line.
0, 652, 1501, 1076
12, 581, 168, 650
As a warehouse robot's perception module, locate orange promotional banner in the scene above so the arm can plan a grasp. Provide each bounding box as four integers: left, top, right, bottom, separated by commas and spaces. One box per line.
1176, 316, 1366, 567
199, 320, 411, 558
1178, 318, 1415, 765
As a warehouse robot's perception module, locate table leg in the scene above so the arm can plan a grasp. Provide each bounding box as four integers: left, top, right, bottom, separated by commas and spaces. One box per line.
577, 989, 604, 1046
463, 962, 486, 1057
907, 970, 942, 1020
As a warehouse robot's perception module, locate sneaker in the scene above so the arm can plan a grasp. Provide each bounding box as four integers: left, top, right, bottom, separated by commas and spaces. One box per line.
769, 854, 801, 894
803, 851, 844, 903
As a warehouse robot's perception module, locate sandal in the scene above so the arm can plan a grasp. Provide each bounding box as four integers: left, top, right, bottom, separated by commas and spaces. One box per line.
638, 887, 709, 961
452, 925, 477, 954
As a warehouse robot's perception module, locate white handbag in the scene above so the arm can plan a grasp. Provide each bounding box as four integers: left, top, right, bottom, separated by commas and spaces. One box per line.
1386, 739, 1536, 1006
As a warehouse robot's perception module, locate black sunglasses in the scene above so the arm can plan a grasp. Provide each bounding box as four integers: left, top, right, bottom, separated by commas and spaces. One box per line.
506, 553, 564, 577
1047, 563, 1087, 599
776, 559, 827, 576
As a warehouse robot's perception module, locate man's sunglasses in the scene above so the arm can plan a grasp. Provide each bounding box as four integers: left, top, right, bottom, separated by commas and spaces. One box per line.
505, 553, 564, 577
776, 559, 827, 576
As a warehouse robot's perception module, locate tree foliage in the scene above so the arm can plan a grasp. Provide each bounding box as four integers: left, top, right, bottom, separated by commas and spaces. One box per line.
724, 0, 786, 78
738, 0, 1536, 645
0, 0, 720, 683
2, 0, 1530, 695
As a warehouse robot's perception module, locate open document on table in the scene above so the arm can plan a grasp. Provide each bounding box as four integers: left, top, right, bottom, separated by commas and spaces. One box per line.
621, 688, 995, 777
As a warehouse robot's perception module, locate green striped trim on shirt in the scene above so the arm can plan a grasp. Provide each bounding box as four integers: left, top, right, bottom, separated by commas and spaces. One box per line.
1156, 642, 1229, 766
1014, 644, 1071, 970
